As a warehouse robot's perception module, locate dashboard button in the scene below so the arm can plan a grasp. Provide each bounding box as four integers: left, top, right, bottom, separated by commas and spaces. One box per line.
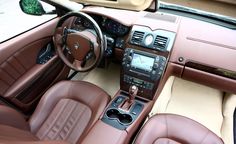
128, 56, 132, 62
153, 63, 159, 69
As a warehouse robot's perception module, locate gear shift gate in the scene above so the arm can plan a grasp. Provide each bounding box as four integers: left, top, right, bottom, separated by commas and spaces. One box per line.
102, 86, 143, 130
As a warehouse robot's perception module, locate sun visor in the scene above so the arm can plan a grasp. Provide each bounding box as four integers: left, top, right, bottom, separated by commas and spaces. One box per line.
71, 0, 154, 11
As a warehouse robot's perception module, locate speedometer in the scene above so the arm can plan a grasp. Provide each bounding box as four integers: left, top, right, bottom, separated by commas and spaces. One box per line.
105, 19, 129, 36
83, 20, 91, 28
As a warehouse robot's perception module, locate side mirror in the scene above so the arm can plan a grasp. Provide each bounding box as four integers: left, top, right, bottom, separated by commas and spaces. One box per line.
19, 0, 45, 15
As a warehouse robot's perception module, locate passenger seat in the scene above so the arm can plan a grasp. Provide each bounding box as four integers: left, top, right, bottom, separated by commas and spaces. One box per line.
134, 114, 223, 144
149, 76, 236, 144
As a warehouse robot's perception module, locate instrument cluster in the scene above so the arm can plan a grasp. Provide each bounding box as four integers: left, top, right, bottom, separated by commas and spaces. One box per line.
74, 15, 129, 36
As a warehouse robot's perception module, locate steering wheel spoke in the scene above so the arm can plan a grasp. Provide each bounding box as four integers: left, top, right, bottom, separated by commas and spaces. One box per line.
73, 59, 83, 70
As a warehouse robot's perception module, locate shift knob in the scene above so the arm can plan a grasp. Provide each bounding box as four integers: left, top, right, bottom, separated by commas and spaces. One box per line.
128, 85, 138, 103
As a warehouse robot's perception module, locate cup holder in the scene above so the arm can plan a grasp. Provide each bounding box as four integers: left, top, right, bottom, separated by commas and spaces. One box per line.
106, 109, 133, 125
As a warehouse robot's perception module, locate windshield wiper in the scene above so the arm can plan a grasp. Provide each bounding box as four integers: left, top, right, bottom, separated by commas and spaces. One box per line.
159, 2, 236, 25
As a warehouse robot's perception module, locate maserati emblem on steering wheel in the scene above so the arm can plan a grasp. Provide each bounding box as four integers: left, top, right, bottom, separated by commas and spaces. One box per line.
74, 42, 80, 50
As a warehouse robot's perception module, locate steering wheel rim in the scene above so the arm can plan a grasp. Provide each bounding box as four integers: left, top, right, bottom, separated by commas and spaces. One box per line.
53, 12, 105, 72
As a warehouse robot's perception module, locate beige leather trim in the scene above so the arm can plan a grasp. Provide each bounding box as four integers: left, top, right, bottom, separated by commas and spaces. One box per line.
221, 93, 236, 144
71, 0, 153, 11
49, 0, 83, 11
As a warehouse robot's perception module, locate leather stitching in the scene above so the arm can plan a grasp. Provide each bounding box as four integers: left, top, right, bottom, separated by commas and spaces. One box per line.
13, 55, 27, 71
165, 115, 169, 138
37, 100, 69, 139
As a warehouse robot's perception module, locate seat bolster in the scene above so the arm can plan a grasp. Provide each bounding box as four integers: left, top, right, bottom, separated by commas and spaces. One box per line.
0, 124, 38, 142
29, 81, 110, 135
135, 114, 223, 144
2, 140, 69, 144
0, 105, 29, 130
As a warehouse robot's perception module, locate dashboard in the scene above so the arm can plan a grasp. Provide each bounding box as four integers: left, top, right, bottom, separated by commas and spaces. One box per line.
79, 6, 236, 95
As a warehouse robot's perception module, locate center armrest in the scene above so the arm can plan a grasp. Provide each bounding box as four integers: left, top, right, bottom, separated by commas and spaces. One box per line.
81, 90, 153, 144
81, 120, 127, 144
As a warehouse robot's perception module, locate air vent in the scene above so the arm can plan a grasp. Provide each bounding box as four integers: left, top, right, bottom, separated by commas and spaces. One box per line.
153, 36, 168, 50
131, 31, 145, 45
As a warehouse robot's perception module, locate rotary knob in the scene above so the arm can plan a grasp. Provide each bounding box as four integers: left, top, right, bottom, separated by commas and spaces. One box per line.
153, 63, 159, 69
128, 56, 132, 62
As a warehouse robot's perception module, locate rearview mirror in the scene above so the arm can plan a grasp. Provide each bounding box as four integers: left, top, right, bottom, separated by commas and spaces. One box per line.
19, 0, 45, 15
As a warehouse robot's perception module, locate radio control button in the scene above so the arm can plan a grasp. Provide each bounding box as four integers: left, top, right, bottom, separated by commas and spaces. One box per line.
153, 63, 159, 69
152, 70, 156, 75
160, 66, 164, 71
128, 56, 132, 61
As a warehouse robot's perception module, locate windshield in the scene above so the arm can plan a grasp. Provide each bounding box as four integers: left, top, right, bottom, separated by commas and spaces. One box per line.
71, 0, 236, 23
159, 0, 236, 20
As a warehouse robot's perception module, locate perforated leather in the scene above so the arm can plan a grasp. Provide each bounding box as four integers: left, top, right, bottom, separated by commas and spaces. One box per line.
0, 81, 110, 144
36, 99, 92, 143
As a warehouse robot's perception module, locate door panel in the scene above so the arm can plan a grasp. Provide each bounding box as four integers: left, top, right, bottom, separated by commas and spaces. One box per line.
0, 18, 70, 113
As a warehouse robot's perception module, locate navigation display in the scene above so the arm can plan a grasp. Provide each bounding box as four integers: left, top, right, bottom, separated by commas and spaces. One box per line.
131, 53, 154, 72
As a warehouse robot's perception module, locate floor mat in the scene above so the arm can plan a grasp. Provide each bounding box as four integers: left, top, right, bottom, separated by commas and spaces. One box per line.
150, 76, 224, 137
72, 63, 120, 97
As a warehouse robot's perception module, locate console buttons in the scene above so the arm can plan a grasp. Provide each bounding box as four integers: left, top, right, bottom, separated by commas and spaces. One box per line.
115, 97, 124, 104
155, 56, 160, 62
153, 63, 159, 69
128, 56, 132, 62
131, 103, 143, 117
152, 70, 156, 75
122, 62, 126, 66
159, 66, 164, 71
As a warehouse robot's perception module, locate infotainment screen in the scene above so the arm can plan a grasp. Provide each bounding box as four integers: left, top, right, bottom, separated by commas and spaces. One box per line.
131, 53, 155, 72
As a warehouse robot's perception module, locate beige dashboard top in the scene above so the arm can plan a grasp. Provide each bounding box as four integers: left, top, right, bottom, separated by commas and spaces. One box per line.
71, 0, 153, 11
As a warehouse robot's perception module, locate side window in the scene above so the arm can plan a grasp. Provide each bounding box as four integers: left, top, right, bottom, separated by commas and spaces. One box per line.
0, 0, 57, 43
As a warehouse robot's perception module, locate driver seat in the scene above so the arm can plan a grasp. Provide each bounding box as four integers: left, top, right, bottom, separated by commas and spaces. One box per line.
0, 81, 110, 143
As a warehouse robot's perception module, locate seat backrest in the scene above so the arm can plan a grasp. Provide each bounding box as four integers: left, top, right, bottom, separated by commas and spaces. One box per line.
134, 114, 224, 144
29, 81, 110, 144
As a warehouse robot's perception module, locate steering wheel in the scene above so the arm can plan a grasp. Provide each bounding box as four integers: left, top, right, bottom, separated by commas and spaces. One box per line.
53, 12, 105, 72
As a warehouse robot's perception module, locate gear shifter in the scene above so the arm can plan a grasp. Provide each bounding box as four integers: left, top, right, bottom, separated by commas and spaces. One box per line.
120, 85, 138, 111
128, 85, 138, 103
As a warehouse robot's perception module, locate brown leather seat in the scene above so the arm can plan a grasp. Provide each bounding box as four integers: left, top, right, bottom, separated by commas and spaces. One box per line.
0, 81, 110, 144
134, 114, 224, 144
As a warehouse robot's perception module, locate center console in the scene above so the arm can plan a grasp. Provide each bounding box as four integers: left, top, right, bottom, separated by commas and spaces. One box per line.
121, 48, 167, 100
82, 25, 176, 144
